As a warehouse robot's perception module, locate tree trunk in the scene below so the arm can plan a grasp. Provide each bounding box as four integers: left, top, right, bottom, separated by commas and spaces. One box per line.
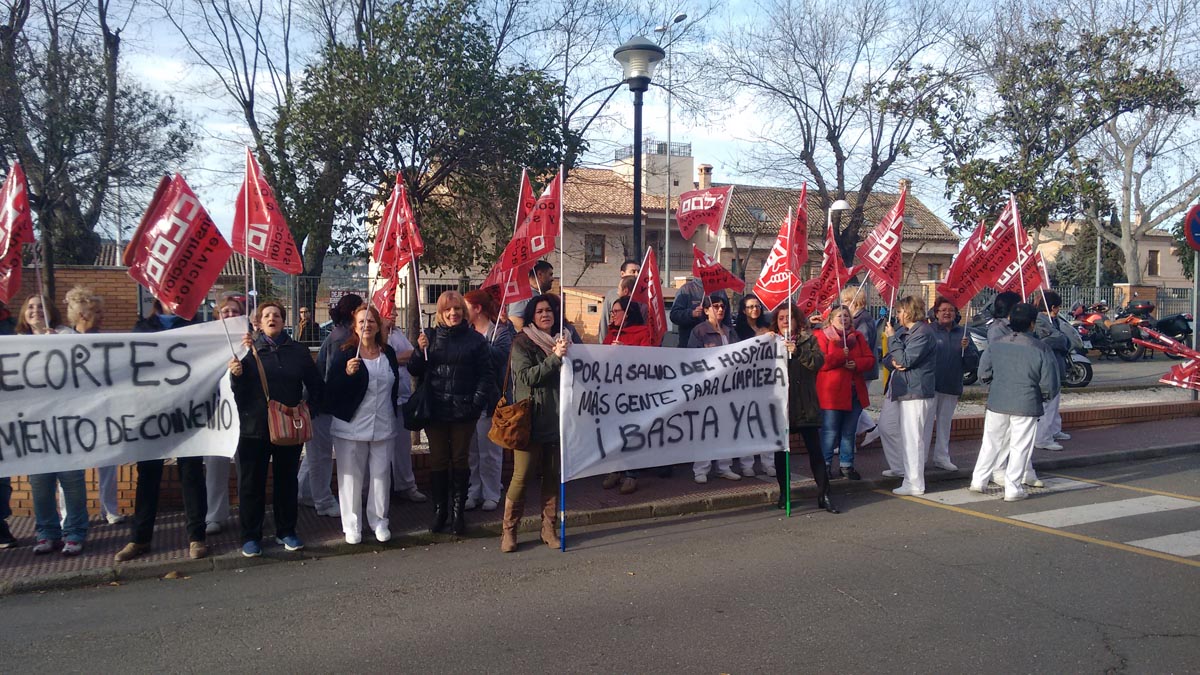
1120, 235, 1142, 285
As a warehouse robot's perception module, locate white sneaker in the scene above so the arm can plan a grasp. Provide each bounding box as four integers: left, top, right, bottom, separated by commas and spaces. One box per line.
105, 513, 127, 525
740, 468, 756, 478
694, 475, 708, 484
1004, 491, 1028, 502
967, 483, 986, 494
932, 461, 958, 471
718, 470, 742, 481
1035, 441, 1064, 451
205, 521, 222, 535
401, 488, 427, 503
374, 526, 391, 543
765, 466, 777, 477
1053, 432, 1071, 441
1024, 476, 1044, 488
464, 497, 480, 511
881, 469, 905, 478
481, 499, 499, 512
892, 486, 924, 497
991, 472, 1006, 487
345, 532, 362, 545
317, 505, 341, 518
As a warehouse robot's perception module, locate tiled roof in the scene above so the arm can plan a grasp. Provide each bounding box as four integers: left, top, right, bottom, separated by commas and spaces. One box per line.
564, 168, 957, 243
95, 241, 251, 277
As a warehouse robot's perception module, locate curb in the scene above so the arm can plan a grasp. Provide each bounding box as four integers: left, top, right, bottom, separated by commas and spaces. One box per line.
4, 441, 1197, 597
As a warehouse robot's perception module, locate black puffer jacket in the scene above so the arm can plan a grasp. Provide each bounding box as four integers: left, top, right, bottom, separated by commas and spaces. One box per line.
231, 333, 323, 440
407, 322, 495, 423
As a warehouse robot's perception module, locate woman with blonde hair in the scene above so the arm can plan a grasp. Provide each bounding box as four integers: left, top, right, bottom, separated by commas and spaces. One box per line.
883, 295, 938, 496
814, 306, 875, 480
410, 290, 494, 535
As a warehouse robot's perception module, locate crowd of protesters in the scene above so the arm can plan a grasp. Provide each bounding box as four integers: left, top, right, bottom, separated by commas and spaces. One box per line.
0, 267, 1067, 558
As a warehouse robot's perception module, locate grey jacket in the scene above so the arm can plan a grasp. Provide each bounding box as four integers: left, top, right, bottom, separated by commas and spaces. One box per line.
979, 331, 1059, 417
687, 320, 733, 348
669, 278, 730, 341
884, 320, 937, 401
1033, 313, 1070, 380
933, 322, 976, 396
853, 309, 880, 381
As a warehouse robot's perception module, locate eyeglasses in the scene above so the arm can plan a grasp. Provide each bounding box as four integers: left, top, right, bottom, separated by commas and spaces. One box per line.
744, 305, 761, 311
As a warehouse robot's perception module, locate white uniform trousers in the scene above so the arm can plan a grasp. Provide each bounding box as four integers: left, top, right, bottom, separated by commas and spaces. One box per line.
98, 465, 120, 518
204, 455, 232, 523
391, 409, 418, 492
737, 454, 774, 475
694, 459, 733, 479
876, 395, 905, 473
930, 393, 959, 468
298, 414, 339, 511
1034, 393, 1062, 447
334, 437, 393, 537
897, 398, 936, 494
469, 415, 504, 503
972, 410, 1038, 499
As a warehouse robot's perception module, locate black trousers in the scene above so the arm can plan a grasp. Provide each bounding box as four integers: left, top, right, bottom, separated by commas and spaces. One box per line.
775, 427, 828, 500
236, 436, 302, 543
131, 457, 208, 544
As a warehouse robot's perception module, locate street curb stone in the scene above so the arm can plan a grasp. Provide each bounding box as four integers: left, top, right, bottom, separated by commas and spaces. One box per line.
4, 441, 1196, 596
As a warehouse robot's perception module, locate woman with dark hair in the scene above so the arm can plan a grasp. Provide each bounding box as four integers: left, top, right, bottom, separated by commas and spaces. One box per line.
603, 296, 654, 346
410, 291, 494, 535
204, 295, 247, 534
772, 305, 837, 512
734, 294, 775, 477
326, 306, 401, 544
295, 305, 316, 343
228, 301, 323, 557
501, 294, 569, 552
299, 293, 363, 517
14, 294, 66, 334
463, 289, 513, 512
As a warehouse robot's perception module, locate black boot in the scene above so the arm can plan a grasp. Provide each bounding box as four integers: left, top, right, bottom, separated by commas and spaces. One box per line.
818, 487, 840, 514
450, 469, 470, 535
774, 450, 788, 509
429, 470, 450, 533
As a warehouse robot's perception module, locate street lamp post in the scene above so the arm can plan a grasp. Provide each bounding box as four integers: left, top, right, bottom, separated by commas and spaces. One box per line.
614, 36, 665, 255
655, 12, 686, 282
827, 198, 851, 285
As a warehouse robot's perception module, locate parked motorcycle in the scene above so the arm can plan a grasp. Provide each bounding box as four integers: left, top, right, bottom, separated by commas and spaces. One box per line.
1070, 301, 1144, 362
1153, 310, 1195, 360
962, 309, 1092, 388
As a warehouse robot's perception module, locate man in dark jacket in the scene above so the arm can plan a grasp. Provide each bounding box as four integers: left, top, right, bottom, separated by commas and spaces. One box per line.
1032, 290, 1071, 451
969, 303, 1059, 502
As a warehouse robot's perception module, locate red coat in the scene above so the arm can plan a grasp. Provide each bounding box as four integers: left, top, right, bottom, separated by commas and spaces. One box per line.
603, 323, 655, 346
815, 329, 875, 410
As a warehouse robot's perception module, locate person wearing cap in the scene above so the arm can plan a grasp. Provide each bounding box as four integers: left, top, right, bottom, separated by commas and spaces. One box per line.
969, 303, 1059, 502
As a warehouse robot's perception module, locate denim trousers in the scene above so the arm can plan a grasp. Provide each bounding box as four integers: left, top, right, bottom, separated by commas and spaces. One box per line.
819, 403, 862, 468
29, 471, 89, 543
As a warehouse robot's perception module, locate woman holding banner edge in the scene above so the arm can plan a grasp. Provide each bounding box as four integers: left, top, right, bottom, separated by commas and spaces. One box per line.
734, 293, 776, 479
773, 305, 838, 513
501, 294, 568, 553
228, 301, 323, 557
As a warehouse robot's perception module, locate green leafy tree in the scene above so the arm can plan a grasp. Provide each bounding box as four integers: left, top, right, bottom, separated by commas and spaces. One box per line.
1054, 219, 1126, 286
1170, 217, 1195, 282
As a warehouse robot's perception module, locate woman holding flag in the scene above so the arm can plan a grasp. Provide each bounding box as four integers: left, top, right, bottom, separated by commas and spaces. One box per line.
815, 307, 875, 481
772, 305, 837, 513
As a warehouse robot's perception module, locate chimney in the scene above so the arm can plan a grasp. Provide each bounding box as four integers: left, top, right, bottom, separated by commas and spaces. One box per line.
697, 164, 713, 190
898, 177, 912, 193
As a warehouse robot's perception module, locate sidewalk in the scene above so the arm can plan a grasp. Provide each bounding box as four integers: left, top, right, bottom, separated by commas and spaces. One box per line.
4, 414, 1199, 595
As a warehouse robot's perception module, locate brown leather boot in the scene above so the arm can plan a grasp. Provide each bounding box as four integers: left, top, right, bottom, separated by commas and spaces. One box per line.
540, 495, 561, 549
501, 498, 523, 553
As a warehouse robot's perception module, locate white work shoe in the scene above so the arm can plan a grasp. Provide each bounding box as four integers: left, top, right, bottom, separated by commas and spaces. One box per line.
464, 497, 480, 511
694, 474, 708, 484
345, 532, 362, 545
740, 467, 756, 478
718, 470, 743, 481
1035, 441, 1064, 451
1024, 476, 1045, 488
481, 499, 499, 512
991, 472, 1006, 487
892, 486, 924, 496
317, 504, 341, 518
1004, 490, 1028, 502
374, 526, 391, 543
881, 469, 905, 478
401, 488, 428, 503
1053, 431, 1071, 441
765, 466, 777, 477
967, 483, 986, 494
932, 461, 958, 471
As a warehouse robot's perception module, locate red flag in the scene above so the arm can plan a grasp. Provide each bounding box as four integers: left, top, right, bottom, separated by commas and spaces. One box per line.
629, 247, 669, 346
677, 185, 733, 239
123, 174, 233, 319
1160, 358, 1200, 391
936, 197, 1022, 307
393, 183, 424, 271
753, 212, 802, 313
995, 206, 1044, 295
795, 219, 857, 316
371, 274, 398, 322
691, 245, 745, 295
493, 171, 562, 273
481, 169, 539, 301
790, 183, 809, 275
232, 148, 303, 274
0, 161, 36, 303
855, 185, 907, 307
936, 220, 987, 308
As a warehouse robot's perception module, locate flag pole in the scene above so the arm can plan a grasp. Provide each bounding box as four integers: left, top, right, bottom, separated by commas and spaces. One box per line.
32, 242, 50, 332
220, 316, 239, 358
786, 207, 794, 344
557, 166, 565, 338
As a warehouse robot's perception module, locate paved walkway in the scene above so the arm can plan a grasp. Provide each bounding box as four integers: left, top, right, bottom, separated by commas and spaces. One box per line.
3, 415, 1199, 594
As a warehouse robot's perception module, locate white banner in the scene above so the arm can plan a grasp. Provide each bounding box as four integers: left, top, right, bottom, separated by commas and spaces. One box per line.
560, 335, 789, 481
0, 320, 243, 478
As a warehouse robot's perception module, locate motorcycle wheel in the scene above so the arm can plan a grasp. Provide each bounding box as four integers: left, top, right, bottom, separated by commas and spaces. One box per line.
1116, 342, 1145, 362
1064, 360, 1093, 388
963, 369, 978, 387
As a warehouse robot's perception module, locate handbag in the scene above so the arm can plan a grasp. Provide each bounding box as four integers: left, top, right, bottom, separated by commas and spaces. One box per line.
402, 329, 435, 431
487, 351, 531, 450
251, 343, 313, 446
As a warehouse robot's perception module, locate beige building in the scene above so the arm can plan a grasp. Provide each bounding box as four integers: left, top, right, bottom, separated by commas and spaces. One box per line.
1037, 221, 1189, 288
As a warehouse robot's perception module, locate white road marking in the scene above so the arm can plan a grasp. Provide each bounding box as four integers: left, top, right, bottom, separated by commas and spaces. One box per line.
1013, 496, 1199, 528
1125, 530, 1200, 558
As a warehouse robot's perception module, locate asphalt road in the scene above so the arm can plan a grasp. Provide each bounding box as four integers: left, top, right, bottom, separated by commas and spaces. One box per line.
2, 455, 1197, 674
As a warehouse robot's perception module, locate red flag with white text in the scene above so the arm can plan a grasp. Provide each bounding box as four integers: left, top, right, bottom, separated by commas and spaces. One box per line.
995, 206, 1045, 295
691, 245, 745, 295
629, 247, 669, 346
790, 183, 810, 275
394, 183, 424, 271
1160, 358, 1200, 392
795, 219, 858, 316
855, 185, 906, 307
0, 161, 36, 303
935, 197, 1022, 307
677, 186, 733, 239
232, 148, 303, 274
753, 212, 802, 313
482, 170, 538, 299
371, 274, 398, 322
493, 171, 561, 274
123, 174, 233, 319
372, 174, 405, 280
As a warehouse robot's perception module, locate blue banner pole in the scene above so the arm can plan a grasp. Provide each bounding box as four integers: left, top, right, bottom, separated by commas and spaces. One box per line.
785, 450, 791, 517
559, 480, 566, 552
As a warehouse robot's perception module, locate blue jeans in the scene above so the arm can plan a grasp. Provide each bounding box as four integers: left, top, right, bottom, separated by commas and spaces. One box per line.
820, 404, 862, 468
29, 471, 89, 543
